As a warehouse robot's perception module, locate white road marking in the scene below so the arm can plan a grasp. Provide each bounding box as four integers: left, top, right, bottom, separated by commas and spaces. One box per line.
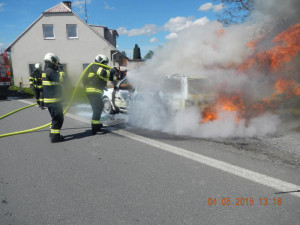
18, 99, 37, 105
18, 99, 300, 197
114, 130, 300, 198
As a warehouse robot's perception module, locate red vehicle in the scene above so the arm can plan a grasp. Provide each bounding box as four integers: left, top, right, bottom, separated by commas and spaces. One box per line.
0, 51, 12, 99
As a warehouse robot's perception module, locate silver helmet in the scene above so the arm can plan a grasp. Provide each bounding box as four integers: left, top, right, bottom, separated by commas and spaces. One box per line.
95, 54, 109, 64
44, 53, 60, 66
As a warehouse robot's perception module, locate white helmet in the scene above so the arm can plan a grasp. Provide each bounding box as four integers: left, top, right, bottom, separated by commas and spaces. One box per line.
35, 63, 42, 70
44, 53, 60, 66
95, 54, 109, 64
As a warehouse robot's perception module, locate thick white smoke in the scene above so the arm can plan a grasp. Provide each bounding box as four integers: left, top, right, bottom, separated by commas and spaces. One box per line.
125, 0, 298, 138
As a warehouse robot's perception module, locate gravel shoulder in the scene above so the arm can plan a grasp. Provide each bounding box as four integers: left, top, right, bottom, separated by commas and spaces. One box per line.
209, 130, 300, 169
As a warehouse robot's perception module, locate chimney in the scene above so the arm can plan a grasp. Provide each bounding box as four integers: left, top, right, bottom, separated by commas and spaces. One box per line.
63, 1, 72, 10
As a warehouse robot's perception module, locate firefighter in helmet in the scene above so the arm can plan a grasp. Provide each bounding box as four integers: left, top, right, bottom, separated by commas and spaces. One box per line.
30, 63, 44, 109
42, 53, 65, 143
82, 54, 119, 134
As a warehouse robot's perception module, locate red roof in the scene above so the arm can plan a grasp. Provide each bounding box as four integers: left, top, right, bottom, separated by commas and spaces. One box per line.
44, 3, 71, 13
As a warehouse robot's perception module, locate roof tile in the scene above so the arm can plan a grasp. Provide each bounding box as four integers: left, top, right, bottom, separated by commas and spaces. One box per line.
44, 3, 71, 13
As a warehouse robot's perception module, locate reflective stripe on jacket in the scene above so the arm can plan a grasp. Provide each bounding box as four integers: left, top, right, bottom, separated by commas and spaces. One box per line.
85, 87, 103, 94
82, 63, 117, 94
29, 76, 34, 85
43, 97, 63, 103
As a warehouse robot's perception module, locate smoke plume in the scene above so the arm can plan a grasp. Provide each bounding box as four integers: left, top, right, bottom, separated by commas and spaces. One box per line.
126, 0, 299, 138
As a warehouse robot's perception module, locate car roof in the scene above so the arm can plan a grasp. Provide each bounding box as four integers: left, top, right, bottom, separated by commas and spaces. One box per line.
166, 74, 209, 80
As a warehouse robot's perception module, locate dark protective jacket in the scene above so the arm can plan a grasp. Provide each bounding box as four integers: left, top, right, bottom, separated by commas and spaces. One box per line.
30, 69, 43, 89
82, 63, 118, 94
42, 63, 63, 106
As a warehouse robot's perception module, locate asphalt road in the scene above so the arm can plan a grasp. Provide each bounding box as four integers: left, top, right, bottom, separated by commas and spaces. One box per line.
0, 98, 299, 225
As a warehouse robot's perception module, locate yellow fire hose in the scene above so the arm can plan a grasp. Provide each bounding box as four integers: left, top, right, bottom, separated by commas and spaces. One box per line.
0, 63, 111, 138
0, 103, 38, 120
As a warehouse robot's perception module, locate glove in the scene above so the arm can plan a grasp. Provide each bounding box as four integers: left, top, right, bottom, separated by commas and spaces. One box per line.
111, 67, 121, 80
111, 67, 119, 74
119, 71, 126, 80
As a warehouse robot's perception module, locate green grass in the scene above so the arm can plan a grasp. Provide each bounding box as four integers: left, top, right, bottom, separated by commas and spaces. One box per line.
9, 85, 35, 96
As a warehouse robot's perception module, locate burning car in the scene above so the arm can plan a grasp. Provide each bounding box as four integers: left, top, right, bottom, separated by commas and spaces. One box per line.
102, 74, 217, 116
157, 74, 217, 115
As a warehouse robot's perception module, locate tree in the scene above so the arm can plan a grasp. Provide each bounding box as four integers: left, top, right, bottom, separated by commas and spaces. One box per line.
133, 44, 141, 60
144, 50, 154, 60
215, 0, 254, 25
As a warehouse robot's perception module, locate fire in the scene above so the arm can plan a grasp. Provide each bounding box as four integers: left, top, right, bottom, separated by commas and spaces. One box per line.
246, 38, 260, 49
201, 94, 246, 123
274, 79, 300, 97
201, 107, 218, 123
239, 23, 300, 71
201, 23, 300, 124
218, 95, 245, 113
270, 24, 300, 70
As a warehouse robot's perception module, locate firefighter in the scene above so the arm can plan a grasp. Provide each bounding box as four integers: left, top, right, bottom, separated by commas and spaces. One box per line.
30, 63, 44, 109
42, 53, 65, 143
82, 54, 119, 134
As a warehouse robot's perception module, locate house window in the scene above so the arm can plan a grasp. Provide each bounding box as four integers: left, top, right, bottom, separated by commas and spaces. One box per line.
29, 64, 36, 74
58, 64, 67, 73
43, 24, 55, 39
66, 24, 78, 39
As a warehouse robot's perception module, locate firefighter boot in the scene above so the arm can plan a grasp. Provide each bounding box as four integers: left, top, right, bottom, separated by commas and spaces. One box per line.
91, 124, 98, 135
98, 123, 103, 132
39, 104, 45, 110
50, 134, 64, 143
91, 124, 103, 135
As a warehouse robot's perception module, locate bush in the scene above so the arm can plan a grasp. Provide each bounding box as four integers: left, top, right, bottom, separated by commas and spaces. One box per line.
9, 86, 35, 96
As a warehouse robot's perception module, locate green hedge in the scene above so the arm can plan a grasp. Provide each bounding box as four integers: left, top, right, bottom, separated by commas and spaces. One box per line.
9, 86, 35, 96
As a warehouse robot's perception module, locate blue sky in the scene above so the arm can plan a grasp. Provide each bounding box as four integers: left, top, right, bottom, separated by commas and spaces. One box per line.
0, 0, 224, 58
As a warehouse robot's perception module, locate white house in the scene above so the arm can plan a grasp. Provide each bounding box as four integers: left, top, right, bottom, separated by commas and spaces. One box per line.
5, 1, 128, 87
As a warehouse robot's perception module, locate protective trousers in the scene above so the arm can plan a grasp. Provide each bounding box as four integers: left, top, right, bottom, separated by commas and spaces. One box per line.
87, 93, 104, 133
47, 103, 64, 136
34, 88, 44, 107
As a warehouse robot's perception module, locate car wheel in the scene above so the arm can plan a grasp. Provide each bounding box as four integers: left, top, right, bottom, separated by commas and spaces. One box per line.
103, 98, 113, 114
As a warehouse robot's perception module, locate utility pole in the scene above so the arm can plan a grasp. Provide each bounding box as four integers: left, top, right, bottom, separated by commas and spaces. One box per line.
85, 0, 88, 23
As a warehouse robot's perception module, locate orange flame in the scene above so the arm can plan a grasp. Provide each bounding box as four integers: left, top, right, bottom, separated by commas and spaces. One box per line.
274, 79, 300, 97
218, 94, 246, 122
239, 24, 300, 71
200, 24, 300, 124
246, 39, 260, 49
201, 107, 218, 123
201, 94, 246, 123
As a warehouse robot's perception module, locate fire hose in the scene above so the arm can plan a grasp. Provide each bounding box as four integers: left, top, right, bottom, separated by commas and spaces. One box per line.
0, 63, 112, 138
0, 103, 38, 120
